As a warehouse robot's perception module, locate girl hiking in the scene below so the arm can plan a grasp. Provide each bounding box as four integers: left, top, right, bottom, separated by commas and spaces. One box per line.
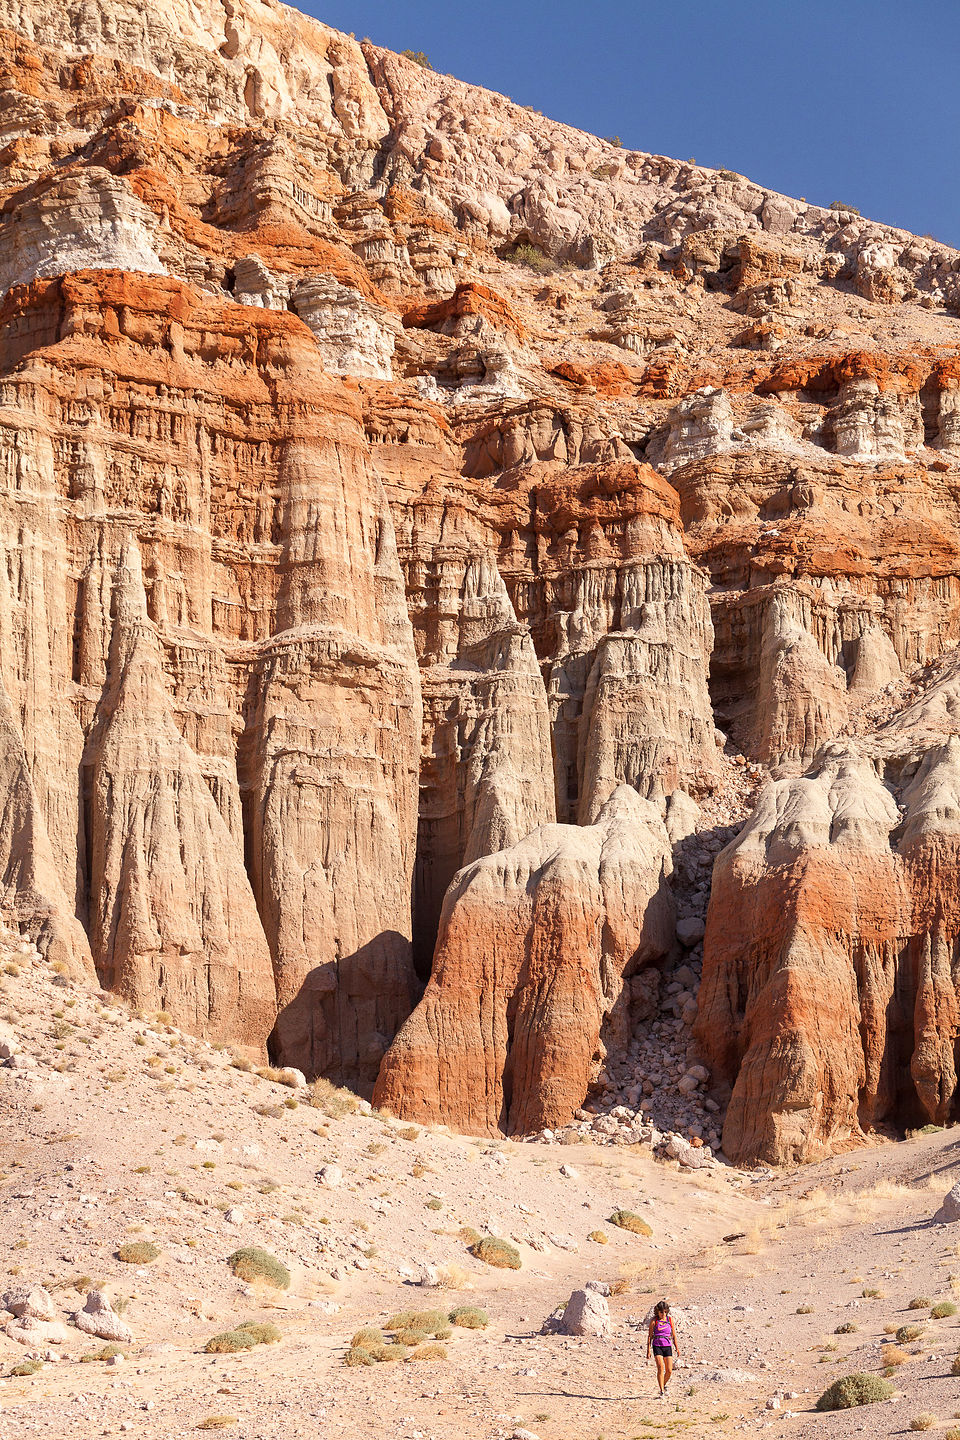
646, 1299, 679, 1396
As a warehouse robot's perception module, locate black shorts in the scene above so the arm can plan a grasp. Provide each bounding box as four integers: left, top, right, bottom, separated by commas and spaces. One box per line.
652, 1344, 672, 1357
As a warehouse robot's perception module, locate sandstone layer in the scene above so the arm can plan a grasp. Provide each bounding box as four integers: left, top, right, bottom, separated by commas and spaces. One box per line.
3, 0, 960, 1149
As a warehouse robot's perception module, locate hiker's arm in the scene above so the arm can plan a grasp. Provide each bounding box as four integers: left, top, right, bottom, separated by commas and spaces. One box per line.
671, 1317, 680, 1354
646, 1320, 653, 1356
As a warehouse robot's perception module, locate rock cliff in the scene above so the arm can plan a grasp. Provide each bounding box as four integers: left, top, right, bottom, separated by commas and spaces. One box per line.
3, 0, 960, 1152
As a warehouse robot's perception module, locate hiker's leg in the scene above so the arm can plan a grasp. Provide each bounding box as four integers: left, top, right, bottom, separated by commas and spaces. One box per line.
663, 1355, 674, 1388
655, 1355, 666, 1392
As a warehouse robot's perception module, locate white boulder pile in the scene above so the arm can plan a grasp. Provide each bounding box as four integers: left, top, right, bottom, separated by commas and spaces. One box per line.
2, 1284, 69, 1346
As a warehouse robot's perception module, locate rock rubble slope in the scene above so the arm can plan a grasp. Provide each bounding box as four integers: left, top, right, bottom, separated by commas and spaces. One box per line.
3, 0, 960, 1156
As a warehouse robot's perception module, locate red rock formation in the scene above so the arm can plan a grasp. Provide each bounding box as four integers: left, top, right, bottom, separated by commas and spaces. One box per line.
374, 787, 674, 1135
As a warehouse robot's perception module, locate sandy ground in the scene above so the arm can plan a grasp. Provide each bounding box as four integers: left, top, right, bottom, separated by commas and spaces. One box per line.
3, 939, 960, 1439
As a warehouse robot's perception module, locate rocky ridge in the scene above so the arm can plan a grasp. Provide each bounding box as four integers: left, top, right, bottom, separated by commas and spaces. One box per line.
2, 0, 960, 1160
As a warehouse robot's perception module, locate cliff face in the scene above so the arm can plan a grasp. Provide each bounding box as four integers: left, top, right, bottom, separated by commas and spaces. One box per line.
4, 0, 960, 1153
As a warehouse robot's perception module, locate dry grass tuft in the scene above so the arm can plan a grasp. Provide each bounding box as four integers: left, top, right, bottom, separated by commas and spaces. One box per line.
449, 1306, 487, 1329
881, 1344, 910, 1369
608, 1210, 652, 1237
116, 1241, 160, 1264
910, 1415, 937, 1432
405, 1343, 447, 1361
197, 1417, 238, 1430
588, 1230, 609, 1244
308, 1077, 358, 1119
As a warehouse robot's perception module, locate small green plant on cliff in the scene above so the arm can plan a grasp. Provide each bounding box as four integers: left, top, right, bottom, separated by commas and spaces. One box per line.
400, 49, 433, 69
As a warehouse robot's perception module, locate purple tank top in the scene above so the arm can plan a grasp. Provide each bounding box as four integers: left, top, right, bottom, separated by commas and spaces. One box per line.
654, 1316, 672, 1344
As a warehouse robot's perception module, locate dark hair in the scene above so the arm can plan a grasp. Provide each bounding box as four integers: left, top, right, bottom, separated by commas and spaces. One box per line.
655, 1299, 670, 1317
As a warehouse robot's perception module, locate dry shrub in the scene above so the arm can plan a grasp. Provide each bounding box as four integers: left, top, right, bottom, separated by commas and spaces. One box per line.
226, 1247, 290, 1290
896, 1324, 924, 1344
606, 1209, 652, 1237
588, 1230, 609, 1244
449, 1306, 487, 1329
881, 1344, 910, 1369
116, 1241, 160, 1264
386, 1309, 449, 1336
237, 1321, 281, 1345
344, 1346, 377, 1367
80, 1345, 125, 1362
816, 1373, 893, 1410
932, 1301, 957, 1318
910, 1416, 936, 1432
205, 1329, 257, 1354
437, 1262, 471, 1290
309, 1077, 359, 1119
350, 1327, 384, 1350
196, 1422, 237, 1432
909, 1296, 931, 1310
470, 1236, 521, 1270
406, 1343, 447, 1361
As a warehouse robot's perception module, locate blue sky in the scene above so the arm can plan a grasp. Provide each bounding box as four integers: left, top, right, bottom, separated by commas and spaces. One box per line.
306, 0, 960, 247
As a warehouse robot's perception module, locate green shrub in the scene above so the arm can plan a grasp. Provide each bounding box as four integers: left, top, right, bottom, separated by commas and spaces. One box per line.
897, 1324, 924, 1344
450, 1306, 488, 1329
205, 1329, 257, 1354
116, 1241, 160, 1264
815, 1373, 894, 1411
829, 201, 861, 216
932, 1301, 957, 1318
400, 49, 433, 69
608, 1210, 653, 1237
226, 1247, 290, 1290
237, 1321, 281, 1345
506, 243, 554, 274
470, 1236, 521, 1270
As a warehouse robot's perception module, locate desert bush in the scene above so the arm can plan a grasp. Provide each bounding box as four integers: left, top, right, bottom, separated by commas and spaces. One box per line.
406, 1343, 447, 1361
237, 1321, 281, 1345
11, 1358, 42, 1376
834, 1322, 857, 1334
459, 1226, 481, 1245
881, 1343, 910, 1369
196, 1421, 237, 1432
386, 1309, 449, 1336
897, 1324, 924, 1343
909, 1296, 931, 1310
608, 1210, 653, 1237
861, 1287, 883, 1298
450, 1306, 488, 1329
309, 1077, 358, 1119
815, 1373, 894, 1410
426, 1198, 442, 1210
588, 1230, 608, 1244
344, 1346, 377, 1367
933, 1301, 957, 1318
951, 1351, 960, 1376
117, 1241, 160, 1264
226, 1247, 290, 1290
910, 1416, 936, 1432
350, 1326, 384, 1350
796, 1304, 814, 1314
80, 1345, 125, 1362
400, 49, 433, 69
438, 1262, 471, 1289
507, 242, 554, 274
470, 1236, 521, 1269
205, 1329, 257, 1354
945, 1428, 960, 1440
829, 201, 861, 215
